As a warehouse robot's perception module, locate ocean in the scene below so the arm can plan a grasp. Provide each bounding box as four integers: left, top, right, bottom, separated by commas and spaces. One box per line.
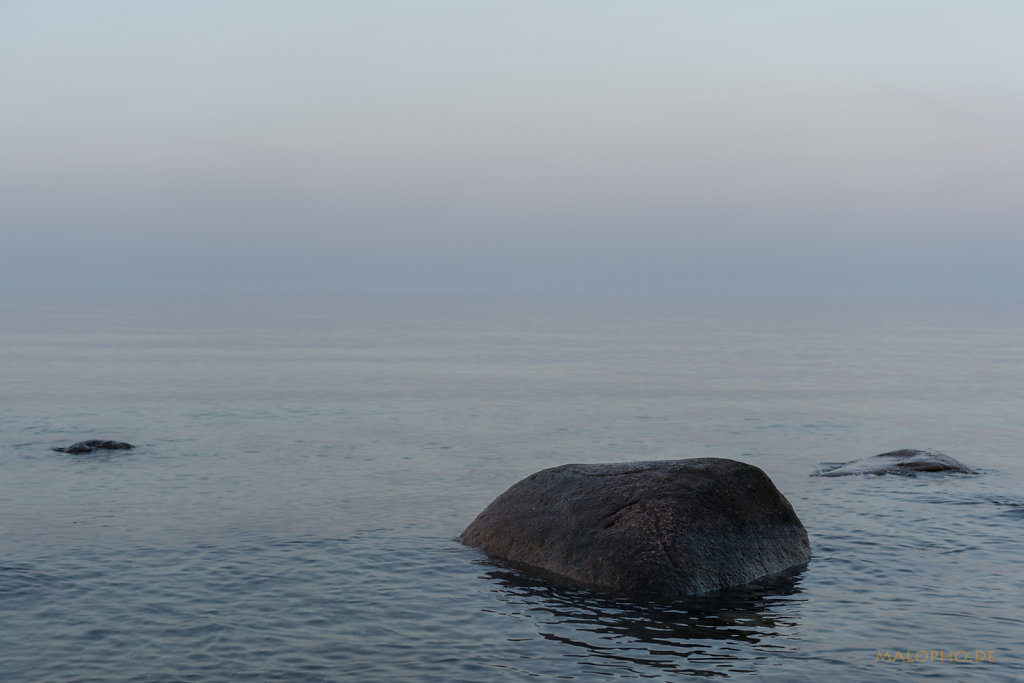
1, 290, 1022, 681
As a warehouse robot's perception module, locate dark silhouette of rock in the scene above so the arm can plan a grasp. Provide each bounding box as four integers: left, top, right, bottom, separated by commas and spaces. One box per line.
461, 458, 810, 601
815, 449, 976, 477
52, 440, 136, 454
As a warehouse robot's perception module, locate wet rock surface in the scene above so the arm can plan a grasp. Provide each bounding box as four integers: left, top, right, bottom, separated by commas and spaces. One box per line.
461, 458, 810, 601
53, 440, 136, 454
815, 449, 976, 477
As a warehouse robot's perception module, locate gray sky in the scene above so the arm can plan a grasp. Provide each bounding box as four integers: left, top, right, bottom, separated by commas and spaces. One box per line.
3, 1, 1023, 293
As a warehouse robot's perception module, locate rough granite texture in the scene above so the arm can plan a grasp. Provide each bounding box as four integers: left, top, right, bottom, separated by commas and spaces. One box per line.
461, 458, 810, 600
816, 449, 976, 477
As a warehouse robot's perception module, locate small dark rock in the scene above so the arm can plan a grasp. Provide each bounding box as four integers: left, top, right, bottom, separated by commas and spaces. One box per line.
53, 440, 136, 454
815, 449, 976, 477
461, 458, 810, 601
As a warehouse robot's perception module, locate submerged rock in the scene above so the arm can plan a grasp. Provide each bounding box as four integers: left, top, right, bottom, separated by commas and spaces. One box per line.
461, 458, 810, 601
815, 449, 976, 477
52, 440, 135, 454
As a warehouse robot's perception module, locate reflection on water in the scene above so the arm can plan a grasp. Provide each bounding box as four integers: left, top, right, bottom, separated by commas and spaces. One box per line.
5, 293, 1024, 681
477, 559, 807, 677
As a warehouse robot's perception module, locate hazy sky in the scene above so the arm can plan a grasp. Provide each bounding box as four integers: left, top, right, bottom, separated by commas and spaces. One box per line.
3, 1, 1023, 293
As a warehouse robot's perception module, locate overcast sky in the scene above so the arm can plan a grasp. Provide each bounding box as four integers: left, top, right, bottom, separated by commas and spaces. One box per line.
3, 1, 1023, 293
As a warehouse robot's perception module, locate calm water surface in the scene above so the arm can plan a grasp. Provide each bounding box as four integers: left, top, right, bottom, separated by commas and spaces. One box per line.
1, 291, 1022, 681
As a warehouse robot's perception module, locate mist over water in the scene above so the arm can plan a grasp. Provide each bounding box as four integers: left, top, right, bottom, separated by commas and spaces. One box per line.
1, 291, 1022, 681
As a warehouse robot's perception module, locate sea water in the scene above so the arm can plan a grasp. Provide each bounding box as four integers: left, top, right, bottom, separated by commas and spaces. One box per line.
1, 290, 1022, 681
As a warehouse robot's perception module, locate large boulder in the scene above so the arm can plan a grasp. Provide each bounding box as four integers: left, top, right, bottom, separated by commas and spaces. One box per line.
815, 449, 976, 477
52, 440, 135, 454
461, 458, 810, 600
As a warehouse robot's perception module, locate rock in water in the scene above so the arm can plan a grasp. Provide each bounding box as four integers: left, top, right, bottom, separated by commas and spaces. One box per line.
53, 440, 135, 454
815, 449, 976, 477
460, 458, 810, 600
